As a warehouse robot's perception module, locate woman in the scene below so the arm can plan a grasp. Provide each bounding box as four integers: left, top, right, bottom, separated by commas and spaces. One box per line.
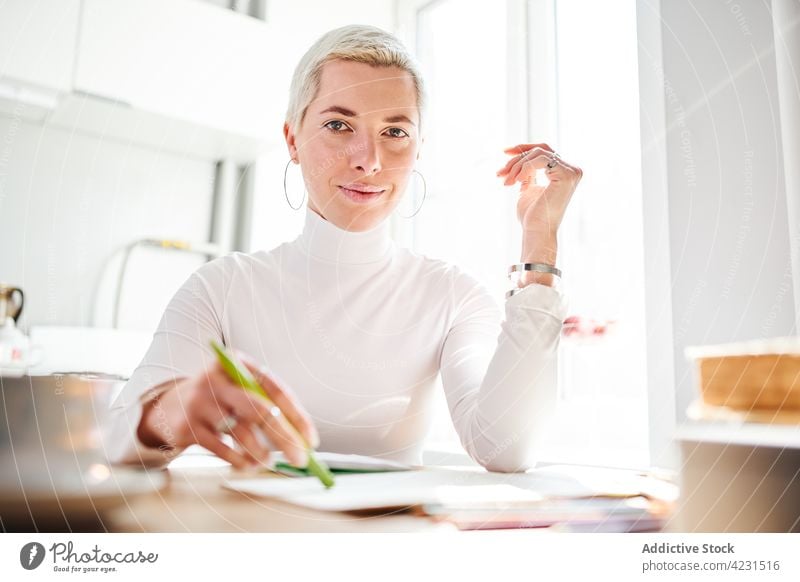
106, 24, 582, 473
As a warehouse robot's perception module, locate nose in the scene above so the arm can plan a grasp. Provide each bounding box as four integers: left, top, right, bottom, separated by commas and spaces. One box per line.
350, 137, 381, 175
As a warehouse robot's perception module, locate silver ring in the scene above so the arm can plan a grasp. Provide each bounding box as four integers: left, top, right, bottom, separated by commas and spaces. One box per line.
215, 414, 238, 434
546, 153, 559, 169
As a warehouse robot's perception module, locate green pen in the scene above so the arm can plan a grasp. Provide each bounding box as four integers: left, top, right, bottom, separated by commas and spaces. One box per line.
210, 340, 335, 489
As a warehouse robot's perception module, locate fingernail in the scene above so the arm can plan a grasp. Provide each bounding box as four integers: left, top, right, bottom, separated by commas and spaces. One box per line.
311, 430, 320, 448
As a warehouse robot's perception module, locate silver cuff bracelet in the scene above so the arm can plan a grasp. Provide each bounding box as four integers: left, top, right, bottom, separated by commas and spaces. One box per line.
508, 262, 562, 279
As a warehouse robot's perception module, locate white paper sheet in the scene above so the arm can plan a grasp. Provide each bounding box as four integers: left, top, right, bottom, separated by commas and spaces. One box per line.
221, 466, 667, 512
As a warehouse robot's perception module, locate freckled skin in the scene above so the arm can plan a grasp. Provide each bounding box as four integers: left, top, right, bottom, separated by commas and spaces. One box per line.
283, 60, 423, 232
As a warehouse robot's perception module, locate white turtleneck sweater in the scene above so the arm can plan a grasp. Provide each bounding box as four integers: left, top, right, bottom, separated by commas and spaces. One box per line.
105, 207, 568, 472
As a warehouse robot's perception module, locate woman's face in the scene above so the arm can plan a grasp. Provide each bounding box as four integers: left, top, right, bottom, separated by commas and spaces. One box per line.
284, 60, 422, 232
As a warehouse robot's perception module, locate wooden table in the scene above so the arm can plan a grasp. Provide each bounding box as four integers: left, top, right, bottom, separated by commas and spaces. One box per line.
108, 461, 453, 533
2, 451, 673, 533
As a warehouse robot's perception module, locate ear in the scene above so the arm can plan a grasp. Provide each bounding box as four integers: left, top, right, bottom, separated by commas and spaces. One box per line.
283, 122, 298, 162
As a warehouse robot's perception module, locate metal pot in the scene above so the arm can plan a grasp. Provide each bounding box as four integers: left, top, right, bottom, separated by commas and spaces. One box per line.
0, 372, 126, 495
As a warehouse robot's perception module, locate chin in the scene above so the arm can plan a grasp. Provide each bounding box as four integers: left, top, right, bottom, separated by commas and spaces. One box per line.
311, 193, 396, 231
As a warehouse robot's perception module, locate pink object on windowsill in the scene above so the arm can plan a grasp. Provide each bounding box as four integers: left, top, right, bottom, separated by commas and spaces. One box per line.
561, 315, 617, 340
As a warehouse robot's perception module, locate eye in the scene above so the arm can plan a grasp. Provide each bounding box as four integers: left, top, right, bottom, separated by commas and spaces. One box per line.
385, 127, 409, 139
324, 120, 350, 133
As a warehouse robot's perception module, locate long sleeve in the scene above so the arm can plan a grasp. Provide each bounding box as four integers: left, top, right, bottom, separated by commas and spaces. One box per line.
439, 272, 568, 473
103, 259, 229, 467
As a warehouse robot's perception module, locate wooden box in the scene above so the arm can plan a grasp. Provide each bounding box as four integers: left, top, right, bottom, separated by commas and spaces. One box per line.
685, 337, 800, 413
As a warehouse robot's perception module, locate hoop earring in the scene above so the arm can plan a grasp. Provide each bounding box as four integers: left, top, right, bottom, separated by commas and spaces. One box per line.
284, 158, 306, 210
399, 169, 427, 219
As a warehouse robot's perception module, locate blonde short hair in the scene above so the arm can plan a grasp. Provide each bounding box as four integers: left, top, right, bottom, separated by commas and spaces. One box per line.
285, 24, 426, 134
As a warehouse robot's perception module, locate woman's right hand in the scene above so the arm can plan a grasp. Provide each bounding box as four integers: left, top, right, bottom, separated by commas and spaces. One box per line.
137, 353, 318, 470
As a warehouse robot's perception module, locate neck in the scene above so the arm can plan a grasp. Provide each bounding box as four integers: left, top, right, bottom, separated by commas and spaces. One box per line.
297, 205, 393, 264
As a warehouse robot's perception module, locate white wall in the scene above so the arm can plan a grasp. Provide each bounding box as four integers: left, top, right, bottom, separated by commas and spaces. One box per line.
639, 0, 796, 443
0, 116, 214, 331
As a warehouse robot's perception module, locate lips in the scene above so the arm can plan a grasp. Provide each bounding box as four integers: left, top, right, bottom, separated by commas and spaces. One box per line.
339, 183, 387, 193
338, 183, 388, 204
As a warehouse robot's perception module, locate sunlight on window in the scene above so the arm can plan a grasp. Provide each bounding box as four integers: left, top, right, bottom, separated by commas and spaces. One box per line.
413, 0, 516, 455
413, 0, 514, 299
413, 0, 649, 470
543, 0, 649, 469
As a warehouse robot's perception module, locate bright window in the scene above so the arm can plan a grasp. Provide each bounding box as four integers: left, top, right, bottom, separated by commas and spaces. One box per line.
409, 0, 649, 469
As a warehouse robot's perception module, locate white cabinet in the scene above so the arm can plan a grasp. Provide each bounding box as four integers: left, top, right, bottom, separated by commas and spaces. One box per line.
73, 0, 275, 142
0, 0, 80, 119
0, 0, 80, 93
672, 422, 800, 532
0, 0, 279, 160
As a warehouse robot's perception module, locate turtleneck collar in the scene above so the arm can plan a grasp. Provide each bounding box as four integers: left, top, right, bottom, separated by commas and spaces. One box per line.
296, 205, 393, 264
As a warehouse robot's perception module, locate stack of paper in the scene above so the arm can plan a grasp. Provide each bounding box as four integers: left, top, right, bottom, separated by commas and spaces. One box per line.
419, 496, 662, 531
222, 463, 678, 530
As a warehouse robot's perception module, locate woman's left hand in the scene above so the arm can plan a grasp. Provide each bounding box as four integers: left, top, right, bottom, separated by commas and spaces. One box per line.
496, 143, 582, 238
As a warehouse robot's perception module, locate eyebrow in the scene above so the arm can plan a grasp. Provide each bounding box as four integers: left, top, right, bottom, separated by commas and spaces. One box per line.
318, 105, 416, 126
